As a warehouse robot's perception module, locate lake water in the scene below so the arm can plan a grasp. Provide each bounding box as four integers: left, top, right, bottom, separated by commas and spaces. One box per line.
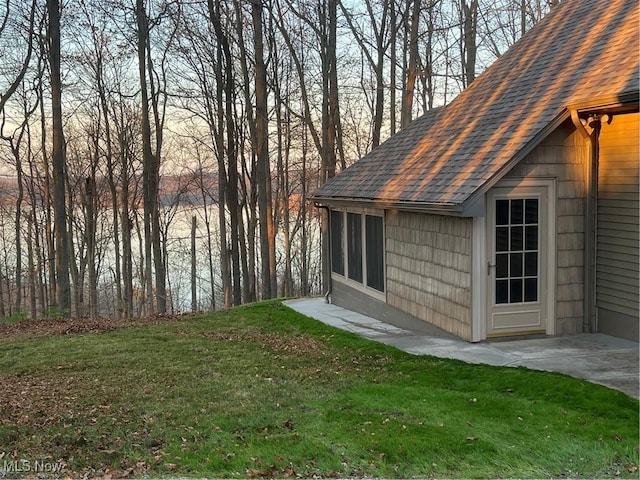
0, 203, 323, 317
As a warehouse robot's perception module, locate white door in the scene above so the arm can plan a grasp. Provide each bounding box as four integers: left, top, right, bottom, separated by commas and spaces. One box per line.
487, 185, 549, 336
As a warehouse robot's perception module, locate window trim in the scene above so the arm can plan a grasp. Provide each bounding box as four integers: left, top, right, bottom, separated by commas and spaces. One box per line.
330, 208, 386, 301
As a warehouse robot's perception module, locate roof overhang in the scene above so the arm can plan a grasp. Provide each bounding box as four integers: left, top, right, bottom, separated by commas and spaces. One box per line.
311, 110, 570, 219
312, 196, 464, 215
568, 90, 640, 115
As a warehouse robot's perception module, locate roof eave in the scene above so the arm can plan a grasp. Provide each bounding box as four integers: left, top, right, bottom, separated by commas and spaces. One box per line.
312, 196, 464, 215
567, 90, 640, 115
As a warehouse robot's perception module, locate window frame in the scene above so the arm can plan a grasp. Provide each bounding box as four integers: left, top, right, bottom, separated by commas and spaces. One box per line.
330, 209, 344, 275
347, 212, 363, 282
329, 208, 386, 300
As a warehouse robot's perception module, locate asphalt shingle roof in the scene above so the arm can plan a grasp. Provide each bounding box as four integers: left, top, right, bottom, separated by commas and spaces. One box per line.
313, 0, 639, 212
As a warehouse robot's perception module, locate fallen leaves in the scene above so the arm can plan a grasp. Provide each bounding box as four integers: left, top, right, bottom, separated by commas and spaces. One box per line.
199, 330, 329, 354
0, 375, 85, 427
0, 313, 193, 341
120, 460, 149, 478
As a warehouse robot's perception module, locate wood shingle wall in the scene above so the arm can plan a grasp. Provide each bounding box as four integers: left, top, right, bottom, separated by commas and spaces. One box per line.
504, 120, 589, 334
386, 211, 473, 340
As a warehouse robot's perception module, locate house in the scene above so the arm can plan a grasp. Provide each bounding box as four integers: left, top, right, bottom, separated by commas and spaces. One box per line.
312, 0, 639, 342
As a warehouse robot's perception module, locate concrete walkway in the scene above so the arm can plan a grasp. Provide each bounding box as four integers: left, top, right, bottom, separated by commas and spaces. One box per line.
284, 297, 640, 399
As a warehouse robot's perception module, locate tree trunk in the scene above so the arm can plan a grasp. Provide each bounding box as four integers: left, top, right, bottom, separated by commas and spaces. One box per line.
37, 74, 55, 310
136, 0, 160, 315
321, 0, 339, 294
85, 176, 98, 317
401, 0, 421, 128
191, 215, 197, 311
26, 150, 44, 317
195, 161, 216, 311
66, 192, 80, 317
300, 129, 309, 296
252, 0, 276, 299
461, 0, 478, 87
26, 216, 36, 319
245, 151, 258, 303
8, 136, 25, 316
225, 98, 242, 306
119, 121, 134, 318
46, 0, 71, 315
210, 4, 232, 310
390, 1, 397, 135
97, 62, 123, 317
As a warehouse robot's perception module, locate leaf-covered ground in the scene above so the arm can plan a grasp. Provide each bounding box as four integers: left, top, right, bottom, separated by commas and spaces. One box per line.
0, 313, 191, 339
0, 300, 638, 478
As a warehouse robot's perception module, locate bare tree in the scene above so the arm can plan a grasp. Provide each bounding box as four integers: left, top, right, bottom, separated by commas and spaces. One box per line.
46, 0, 72, 315
135, 0, 179, 314
0, 83, 40, 316
208, 0, 242, 306
340, 0, 390, 148
401, 0, 422, 128
252, 0, 276, 299
460, 0, 478, 87
0, 0, 37, 116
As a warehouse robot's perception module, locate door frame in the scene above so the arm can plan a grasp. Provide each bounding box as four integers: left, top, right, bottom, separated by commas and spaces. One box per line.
471, 177, 556, 341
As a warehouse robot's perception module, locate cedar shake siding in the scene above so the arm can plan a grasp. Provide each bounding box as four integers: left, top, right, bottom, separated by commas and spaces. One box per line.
386, 212, 473, 340
503, 120, 589, 334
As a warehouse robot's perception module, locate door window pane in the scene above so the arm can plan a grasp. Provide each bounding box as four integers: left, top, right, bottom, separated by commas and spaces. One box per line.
510, 199, 523, 224
496, 254, 509, 278
510, 226, 523, 251
494, 196, 540, 305
496, 200, 509, 225
496, 280, 508, 304
524, 278, 537, 302
510, 279, 523, 303
525, 226, 538, 250
525, 252, 538, 277
496, 227, 509, 252
525, 199, 538, 224
510, 253, 523, 277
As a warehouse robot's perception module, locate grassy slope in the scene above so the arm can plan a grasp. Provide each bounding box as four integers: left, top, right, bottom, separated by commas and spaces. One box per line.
0, 300, 637, 478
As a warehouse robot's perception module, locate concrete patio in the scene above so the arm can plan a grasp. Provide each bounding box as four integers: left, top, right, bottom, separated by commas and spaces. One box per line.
284, 297, 640, 399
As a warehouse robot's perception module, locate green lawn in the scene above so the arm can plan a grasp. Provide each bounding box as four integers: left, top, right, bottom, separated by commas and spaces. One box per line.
0, 300, 637, 478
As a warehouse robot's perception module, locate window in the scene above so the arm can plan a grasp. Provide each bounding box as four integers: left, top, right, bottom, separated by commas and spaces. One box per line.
495, 198, 539, 304
330, 209, 385, 294
366, 215, 384, 291
347, 213, 363, 282
330, 210, 344, 275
